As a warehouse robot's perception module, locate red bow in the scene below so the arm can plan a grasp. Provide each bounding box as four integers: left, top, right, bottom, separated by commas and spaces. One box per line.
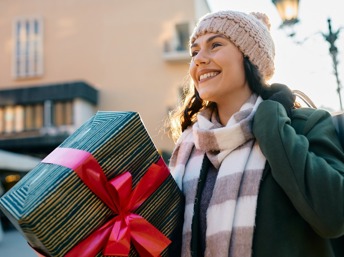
42, 147, 171, 257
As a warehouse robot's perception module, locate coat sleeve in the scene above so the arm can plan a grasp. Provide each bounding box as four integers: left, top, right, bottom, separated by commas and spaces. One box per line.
253, 100, 344, 238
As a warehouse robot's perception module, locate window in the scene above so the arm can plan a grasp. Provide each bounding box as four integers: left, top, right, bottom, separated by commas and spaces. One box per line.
0, 104, 44, 134
0, 101, 74, 134
13, 17, 43, 79
21, 104, 43, 131
14, 105, 25, 132
0, 105, 25, 133
0, 108, 4, 133
24, 105, 34, 130
4, 106, 15, 133
24, 104, 44, 130
163, 22, 191, 62
175, 23, 190, 51
53, 101, 73, 126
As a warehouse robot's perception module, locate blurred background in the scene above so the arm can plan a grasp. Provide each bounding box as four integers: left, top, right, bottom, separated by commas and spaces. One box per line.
210, 0, 344, 112
0, 0, 343, 255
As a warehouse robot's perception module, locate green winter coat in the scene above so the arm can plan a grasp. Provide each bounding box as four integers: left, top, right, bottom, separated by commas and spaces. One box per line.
252, 100, 344, 257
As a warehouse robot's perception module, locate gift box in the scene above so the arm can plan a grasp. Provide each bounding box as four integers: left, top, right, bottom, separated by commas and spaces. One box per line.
0, 111, 184, 257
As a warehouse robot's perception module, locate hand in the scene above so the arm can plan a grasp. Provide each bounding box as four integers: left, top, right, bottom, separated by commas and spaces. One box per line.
261, 83, 295, 117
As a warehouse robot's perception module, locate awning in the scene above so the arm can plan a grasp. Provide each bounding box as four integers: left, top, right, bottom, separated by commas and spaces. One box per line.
0, 150, 41, 172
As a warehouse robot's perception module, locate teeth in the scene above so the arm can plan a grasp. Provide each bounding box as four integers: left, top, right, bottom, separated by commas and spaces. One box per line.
199, 72, 219, 81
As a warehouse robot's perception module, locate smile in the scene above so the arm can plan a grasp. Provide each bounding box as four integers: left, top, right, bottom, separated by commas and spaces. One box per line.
199, 72, 220, 81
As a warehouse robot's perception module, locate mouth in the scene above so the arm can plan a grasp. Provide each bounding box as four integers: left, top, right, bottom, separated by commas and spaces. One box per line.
199, 71, 220, 82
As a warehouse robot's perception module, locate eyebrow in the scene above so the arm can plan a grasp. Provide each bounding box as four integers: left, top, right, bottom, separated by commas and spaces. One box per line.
190, 34, 228, 48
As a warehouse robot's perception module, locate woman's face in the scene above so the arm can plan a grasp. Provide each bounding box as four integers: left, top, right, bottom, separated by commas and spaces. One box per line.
189, 33, 249, 105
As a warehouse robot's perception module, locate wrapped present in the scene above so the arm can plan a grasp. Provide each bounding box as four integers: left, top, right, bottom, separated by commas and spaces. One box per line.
0, 111, 184, 257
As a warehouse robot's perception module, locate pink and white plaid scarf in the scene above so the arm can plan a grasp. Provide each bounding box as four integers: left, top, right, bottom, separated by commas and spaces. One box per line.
169, 95, 266, 257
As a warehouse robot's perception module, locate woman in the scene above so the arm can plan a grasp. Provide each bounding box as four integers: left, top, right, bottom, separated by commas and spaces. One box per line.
168, 10, 344, 257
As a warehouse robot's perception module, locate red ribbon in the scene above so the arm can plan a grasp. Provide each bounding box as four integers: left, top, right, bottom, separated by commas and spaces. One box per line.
42, 147, 171, 257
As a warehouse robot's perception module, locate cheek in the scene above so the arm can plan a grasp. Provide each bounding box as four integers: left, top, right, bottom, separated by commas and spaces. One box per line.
223, 56, 245, 80
237, 62, 246, 82
189, 63, 197, 82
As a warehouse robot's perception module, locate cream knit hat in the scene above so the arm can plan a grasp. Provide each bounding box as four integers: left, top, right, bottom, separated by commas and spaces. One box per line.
190, 10, 275, 81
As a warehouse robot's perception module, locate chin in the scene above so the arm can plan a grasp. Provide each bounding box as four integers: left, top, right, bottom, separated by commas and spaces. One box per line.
198, 91, 209, 100
199, 94, 214, 103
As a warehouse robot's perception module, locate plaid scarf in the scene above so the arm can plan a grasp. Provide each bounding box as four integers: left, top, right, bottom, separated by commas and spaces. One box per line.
169, 95, 266, 257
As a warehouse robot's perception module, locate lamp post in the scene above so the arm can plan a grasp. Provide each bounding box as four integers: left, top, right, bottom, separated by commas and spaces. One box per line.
323, 18, 343, 110
272, 0, 343, 110
272, 0, 299, 27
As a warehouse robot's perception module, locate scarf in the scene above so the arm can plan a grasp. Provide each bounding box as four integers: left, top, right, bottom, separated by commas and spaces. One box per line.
169, 95, 266, 257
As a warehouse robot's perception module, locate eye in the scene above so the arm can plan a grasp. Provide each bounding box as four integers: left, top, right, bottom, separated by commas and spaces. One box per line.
190, 50, 198, 57
211, 42, 222, 49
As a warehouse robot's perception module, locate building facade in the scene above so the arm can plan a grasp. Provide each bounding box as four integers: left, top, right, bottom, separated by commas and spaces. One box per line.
0, 0, 211, 163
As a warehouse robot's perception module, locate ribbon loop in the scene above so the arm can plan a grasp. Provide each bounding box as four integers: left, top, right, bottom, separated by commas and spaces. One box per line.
104, 216, 131, 256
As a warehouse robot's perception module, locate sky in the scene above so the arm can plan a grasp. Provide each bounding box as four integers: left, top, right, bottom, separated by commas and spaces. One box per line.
207, 0, 344, 112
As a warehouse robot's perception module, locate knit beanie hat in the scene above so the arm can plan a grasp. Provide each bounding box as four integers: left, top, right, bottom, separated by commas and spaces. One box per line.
190, 10, 275, 81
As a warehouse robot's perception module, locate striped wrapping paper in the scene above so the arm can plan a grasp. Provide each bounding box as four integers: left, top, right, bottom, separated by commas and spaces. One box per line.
0, 111, 184, 257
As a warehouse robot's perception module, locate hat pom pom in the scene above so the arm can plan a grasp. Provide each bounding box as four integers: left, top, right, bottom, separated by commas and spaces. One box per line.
250, 12, 271, 30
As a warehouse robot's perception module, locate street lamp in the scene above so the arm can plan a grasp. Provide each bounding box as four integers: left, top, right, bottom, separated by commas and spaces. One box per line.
272, 0, 343, 110
323, 19, 343, 110
272, 0, 299, 27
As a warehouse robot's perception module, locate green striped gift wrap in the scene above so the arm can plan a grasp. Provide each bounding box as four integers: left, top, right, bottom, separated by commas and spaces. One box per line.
0, 111, 184, 257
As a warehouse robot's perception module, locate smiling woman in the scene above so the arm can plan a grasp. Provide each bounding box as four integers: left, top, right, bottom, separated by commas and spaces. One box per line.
166, 9, 344, 257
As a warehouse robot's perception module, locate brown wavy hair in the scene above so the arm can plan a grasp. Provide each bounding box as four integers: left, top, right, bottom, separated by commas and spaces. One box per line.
167, 57, 269, 142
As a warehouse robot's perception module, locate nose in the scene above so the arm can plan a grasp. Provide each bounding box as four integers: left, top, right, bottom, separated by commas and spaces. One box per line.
193, 49, 210, 66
